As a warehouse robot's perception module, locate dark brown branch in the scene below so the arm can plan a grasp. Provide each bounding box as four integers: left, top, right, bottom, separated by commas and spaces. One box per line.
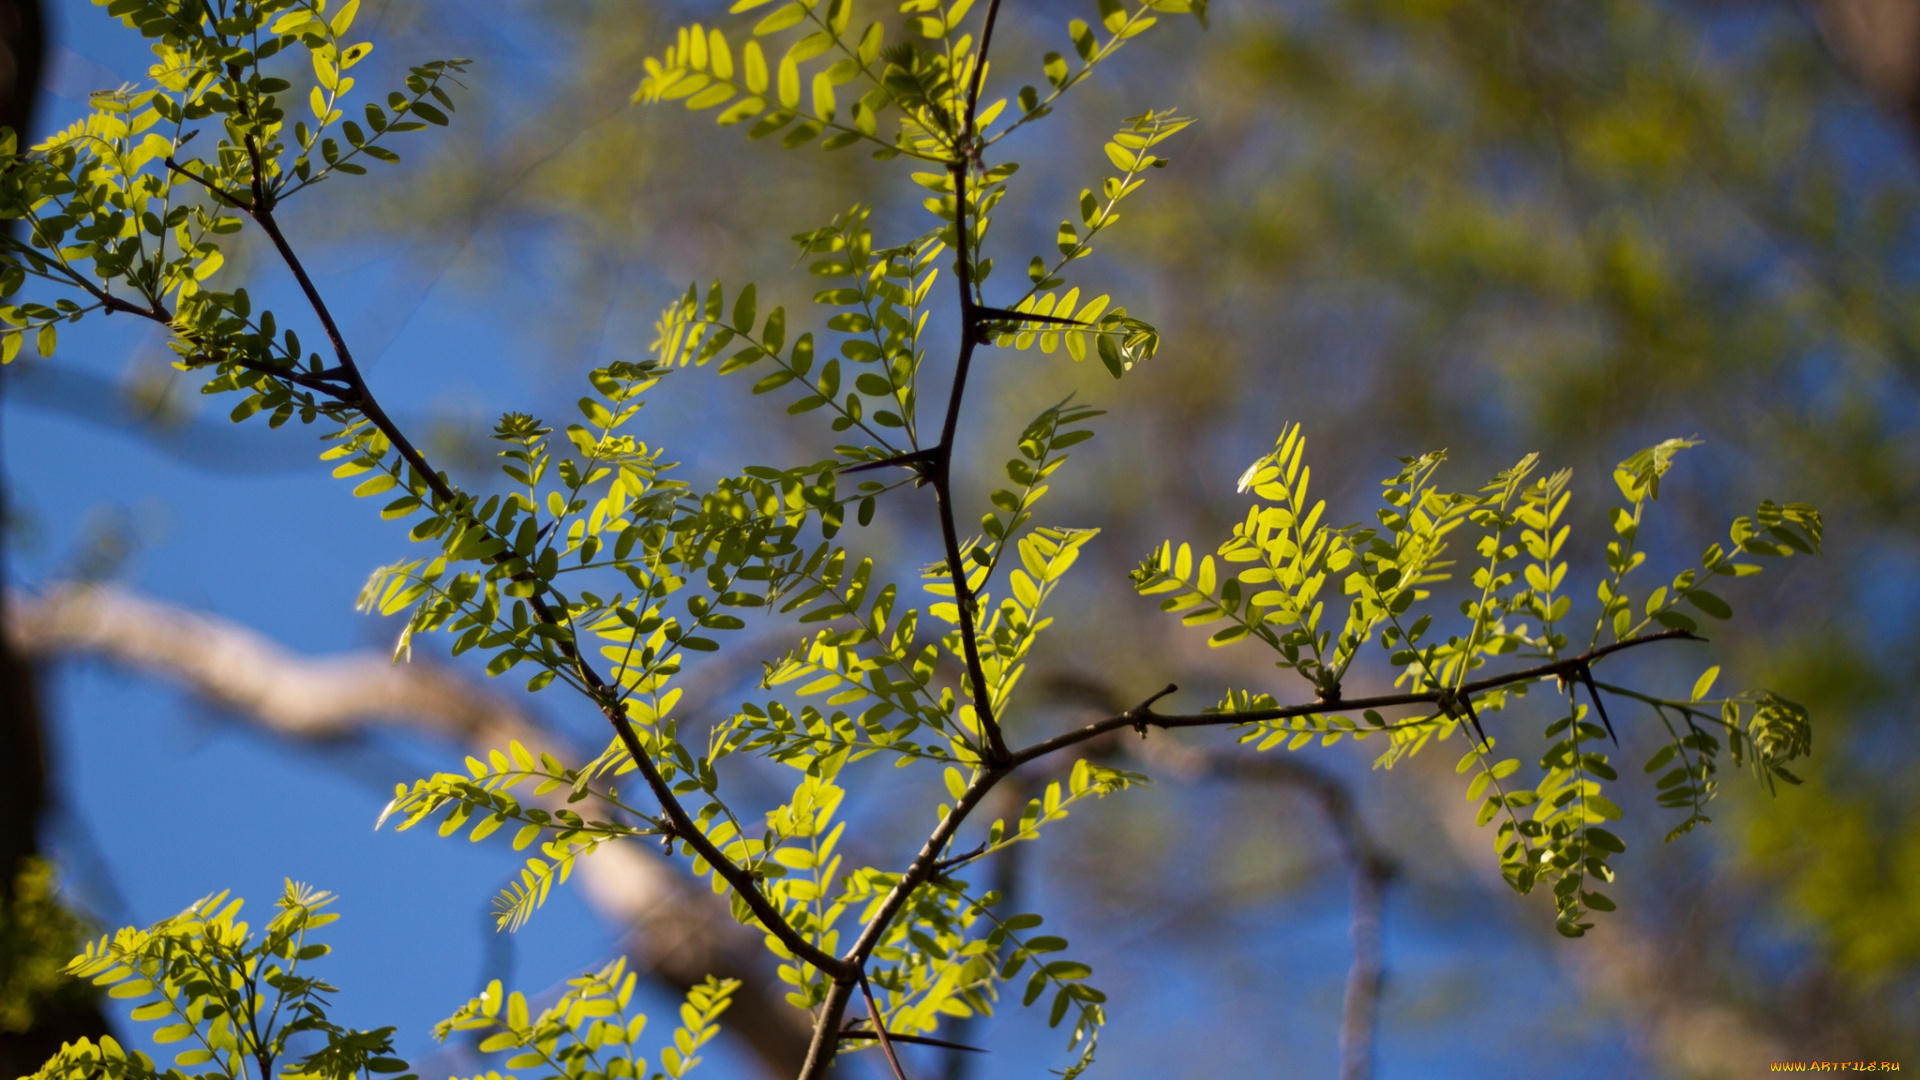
842, 1026, 985, 1054
772, 23, 1068, 1042
962, 0, 1006, 137
929, 840, 989, 876
839, 448, 938, 475
1043, 672, 1392, 1080
802, 765, 1016, 1077
162, 157, 254, 210
914, 0, 1038, 772
939, 780, 1028, 1080
1012, 629, 1704, 768
243, 205, 446, 492
229, 167, 844, 977
971, 306, 1088, 327
811, 29, 1037, 1030
844, 765, 1007, 965
125, 97, 839, 987
9, 583, 815, 1076
67, 265, 347, 400
926, 140, 1009, 770
598, 706, 844, 974
797, 979, 857, 1080
858, 971, 913, 1080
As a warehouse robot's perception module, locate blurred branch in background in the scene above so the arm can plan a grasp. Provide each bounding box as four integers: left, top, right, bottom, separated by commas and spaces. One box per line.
973, 0, 1920, 1061
5, 583, 813, 1079
11, 584, 1411, 1079
1043, 673, 1393, 1080
1805, 0, 1920, 135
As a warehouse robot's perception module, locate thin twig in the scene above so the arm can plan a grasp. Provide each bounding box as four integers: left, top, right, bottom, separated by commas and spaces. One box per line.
962, 0, 1006, 134
972, 305, 1088, 327
839, 448, 939, 475
1575, 663, 1620, 746
232, 157, 847, 978
1042, 672, 1392, 1080
858, 970, 913, 1080
1011, 629, 1704, 767
842, 1026, 985, 1054
940, 781, 1027, 1080
925, 70, 1011, 767
162, 157, 253, 210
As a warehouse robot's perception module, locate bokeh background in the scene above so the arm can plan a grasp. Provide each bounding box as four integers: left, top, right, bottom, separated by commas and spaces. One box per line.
3, 0, 1918, 1077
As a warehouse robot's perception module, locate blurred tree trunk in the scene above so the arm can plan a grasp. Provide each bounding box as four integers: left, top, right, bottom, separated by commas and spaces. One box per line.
0, 3, 117, 1077
1806, 0, 1920, 134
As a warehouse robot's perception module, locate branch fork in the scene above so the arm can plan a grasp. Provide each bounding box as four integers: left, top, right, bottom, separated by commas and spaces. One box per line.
1125, 682, 1179, 737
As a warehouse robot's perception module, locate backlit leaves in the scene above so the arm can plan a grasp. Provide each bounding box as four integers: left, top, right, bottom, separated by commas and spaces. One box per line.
9, 0, 1841, 1073
436, 960, 736, 1080
1151, 429, 1822, 935
37, 885, 413, 1080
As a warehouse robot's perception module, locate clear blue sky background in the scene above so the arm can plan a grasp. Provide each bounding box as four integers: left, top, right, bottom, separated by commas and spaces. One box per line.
5, 3, 1657, 1078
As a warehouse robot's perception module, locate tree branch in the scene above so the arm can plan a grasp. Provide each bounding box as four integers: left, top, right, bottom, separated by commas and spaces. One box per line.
233, 178, 845, 978
39, 263, 347, 400
858, 970, 913, 1080
939, 780, 1027, 1080
13, 585, 1777, 1080
1045, 672, 1393, 1080
5, 583, 814, 1077
929, 151, 1010, 767
796, 977, 857, 1080
962, 0, 1005, 131
1012, 629, 1705, 768
914, 1, 1029, 771
789, 339, 1704, 1077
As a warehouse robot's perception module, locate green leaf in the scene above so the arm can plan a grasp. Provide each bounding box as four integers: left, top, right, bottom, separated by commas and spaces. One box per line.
733, 282, 757, 330
1683, 589, 1732, 620
1690, 666, 1719, 702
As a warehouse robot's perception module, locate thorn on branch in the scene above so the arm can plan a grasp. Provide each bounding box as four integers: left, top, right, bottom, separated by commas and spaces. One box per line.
838, 448, 939, 478
970, 305, 1091, 328
838, 1022, 986, 1054
856, 971, 914, 1080
1574, 662, 1620, 746
1436, 688, 1490, 747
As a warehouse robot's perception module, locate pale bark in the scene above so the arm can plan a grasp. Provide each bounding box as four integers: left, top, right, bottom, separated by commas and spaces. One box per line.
1805, 0, 1920, 135
12, 583, 1796, 1078
6, 584, 811, 1077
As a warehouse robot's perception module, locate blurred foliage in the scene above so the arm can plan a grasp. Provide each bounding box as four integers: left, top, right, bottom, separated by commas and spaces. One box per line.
0, 859, 98, 1036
